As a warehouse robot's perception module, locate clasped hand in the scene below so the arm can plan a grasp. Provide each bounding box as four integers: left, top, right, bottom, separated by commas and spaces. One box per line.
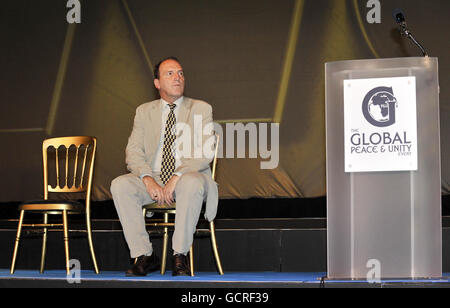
142, 175, 179, 206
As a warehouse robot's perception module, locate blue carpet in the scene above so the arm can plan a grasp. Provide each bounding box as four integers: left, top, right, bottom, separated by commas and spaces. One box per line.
1, 269, 450, 285
1, 269, 324, 283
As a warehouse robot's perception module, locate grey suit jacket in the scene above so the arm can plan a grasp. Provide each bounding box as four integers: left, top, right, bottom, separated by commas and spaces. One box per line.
125, 97, 218, 221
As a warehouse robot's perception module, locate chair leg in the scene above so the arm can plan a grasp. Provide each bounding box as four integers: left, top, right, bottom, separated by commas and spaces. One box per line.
210, 221, 224, 275
189, 245, 194, 276
161, 213, 169, 275
39, 213, 48, 273
86, 210, 99, 274
10, 210, 25, 274
62, 210, 70, 276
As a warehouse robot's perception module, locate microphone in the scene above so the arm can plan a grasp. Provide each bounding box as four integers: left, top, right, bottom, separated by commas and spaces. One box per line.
392, 8, 405, 24
392, 8, 428, 57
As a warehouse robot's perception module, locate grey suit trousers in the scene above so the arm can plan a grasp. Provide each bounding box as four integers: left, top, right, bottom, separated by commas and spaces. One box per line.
110, 172, 210, 258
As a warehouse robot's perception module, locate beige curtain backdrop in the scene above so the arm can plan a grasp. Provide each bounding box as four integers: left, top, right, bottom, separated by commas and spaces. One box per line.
1, 0, 449, 202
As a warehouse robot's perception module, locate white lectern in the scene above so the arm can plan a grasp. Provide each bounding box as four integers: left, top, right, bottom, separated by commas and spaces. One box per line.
326, 57, 441, 279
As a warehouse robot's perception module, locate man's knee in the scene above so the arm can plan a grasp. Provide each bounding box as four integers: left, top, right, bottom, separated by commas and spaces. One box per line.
111, 174, 135, 196
176, 172, 205, 196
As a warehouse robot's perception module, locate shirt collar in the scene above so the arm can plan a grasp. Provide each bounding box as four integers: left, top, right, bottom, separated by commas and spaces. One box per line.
161, 96, 183, 109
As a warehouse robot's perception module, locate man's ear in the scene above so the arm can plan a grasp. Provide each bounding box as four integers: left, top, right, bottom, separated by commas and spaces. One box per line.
154, 78, 160, 90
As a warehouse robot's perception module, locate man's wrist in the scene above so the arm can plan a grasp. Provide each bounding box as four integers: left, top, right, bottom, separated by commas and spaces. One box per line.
140, 173, 152, 180
141, 175, 155, 185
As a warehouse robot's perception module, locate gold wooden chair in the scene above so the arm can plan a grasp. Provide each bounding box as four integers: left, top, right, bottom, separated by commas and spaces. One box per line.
10, 136, 99, 275
142, 135, 224, 276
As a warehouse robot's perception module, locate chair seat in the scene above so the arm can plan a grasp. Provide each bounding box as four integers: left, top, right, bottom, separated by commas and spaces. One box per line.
19, 200, 84, 212
142, 202, 176, 213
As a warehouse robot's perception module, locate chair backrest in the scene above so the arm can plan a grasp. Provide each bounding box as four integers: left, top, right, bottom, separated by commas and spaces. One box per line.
42, 136, 97, 201
211, 134, 220, 181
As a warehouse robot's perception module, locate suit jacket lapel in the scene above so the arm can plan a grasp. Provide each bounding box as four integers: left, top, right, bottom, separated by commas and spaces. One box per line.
149, 100, 162, 146
177, 97, 192, 129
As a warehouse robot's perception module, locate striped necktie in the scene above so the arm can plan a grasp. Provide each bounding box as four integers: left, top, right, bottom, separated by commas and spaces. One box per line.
160, 103, 177, 185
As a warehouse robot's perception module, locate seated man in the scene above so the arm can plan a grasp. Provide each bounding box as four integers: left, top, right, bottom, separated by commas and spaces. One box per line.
111, 57, 218, 276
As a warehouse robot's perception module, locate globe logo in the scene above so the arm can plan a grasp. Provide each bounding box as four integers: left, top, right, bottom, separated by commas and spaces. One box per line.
362, 86, 397, 127
368, 91, 397, 122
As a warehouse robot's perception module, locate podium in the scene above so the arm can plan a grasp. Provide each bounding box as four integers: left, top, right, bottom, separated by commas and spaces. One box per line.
325, 57, 441, 279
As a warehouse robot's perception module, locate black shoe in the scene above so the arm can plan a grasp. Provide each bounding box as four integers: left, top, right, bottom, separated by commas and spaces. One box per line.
126, 254, 160, 276
172, 254, 191, 276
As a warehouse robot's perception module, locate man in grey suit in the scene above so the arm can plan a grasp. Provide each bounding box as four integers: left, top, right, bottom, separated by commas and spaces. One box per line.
111, 57, 218, 276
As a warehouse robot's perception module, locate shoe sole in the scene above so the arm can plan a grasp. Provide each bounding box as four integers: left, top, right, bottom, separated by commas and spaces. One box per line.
172, 271, 191, 276
125, 265, 160, 277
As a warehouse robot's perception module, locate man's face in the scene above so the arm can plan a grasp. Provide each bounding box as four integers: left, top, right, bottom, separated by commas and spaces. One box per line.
154, 59, 185, 103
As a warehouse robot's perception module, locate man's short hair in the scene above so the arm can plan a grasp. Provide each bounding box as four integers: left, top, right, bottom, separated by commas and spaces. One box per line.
154, 56, 181, 79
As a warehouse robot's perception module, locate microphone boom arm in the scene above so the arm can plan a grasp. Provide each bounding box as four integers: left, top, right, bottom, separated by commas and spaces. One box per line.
400, 25, 428, 57
393, 9, 429, 57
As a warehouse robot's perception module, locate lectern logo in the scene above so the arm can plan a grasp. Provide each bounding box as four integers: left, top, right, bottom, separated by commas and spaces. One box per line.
362, 86, 397, 127
344, 76, 417, 173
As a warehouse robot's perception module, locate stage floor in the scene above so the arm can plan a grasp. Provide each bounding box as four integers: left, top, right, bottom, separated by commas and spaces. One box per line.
1, 269, 450, 288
